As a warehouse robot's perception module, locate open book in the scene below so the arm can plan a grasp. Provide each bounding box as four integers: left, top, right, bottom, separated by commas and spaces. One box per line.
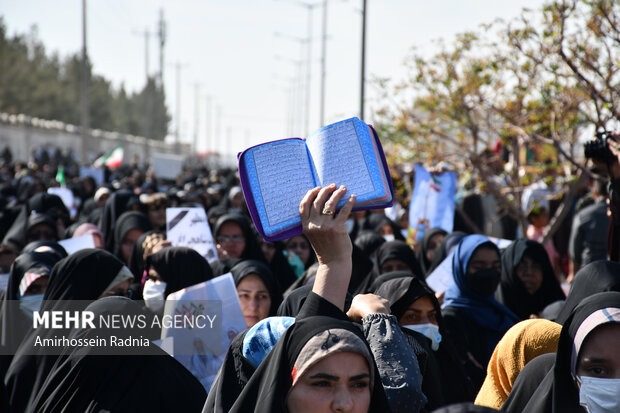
238, 117, 393, 241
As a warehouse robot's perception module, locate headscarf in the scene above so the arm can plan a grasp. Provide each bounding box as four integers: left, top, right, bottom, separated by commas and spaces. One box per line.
520, 291, 620, 412
501, 353, 556, 413
29, 297, 207, 412
72, 222, 104, 245
277, 284, 353, 320
231, 260, 283, 316
100, 189, 140, 252
364, 214, 406, 241
555, 260, 620, 324
112, 211, 151, 261
264, 241, 297, 292
146, 246, 213, 297
430, 403, 500, 412
4, 249, 127, 413
355, 240, 424, 294
2, 193, 69, 251
210, 258, 243, 277
204, 327, 254, 413
374, 274, 440, 321
20, 240, 68, 260
128, 230, 166, 281
428, 231, 467, 275
354, 230, 386, 258
206, 316, 295, 413
418, 227, 448, 276
444, 235, 519, 357
495, 240, 565, 320
0, 251, 62, 373
213, 316, 389, 413
242, 316, 296, 368
214, 214, 266, 262
474, 319, 562, 410
349, 243, 374, 293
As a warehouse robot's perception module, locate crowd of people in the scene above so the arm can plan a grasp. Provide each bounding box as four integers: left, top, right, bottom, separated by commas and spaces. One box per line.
0, 145, 619, 413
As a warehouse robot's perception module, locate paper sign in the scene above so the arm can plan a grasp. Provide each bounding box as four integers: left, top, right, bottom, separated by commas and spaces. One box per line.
79, 167, 105, 186
426, 251, 455, 296
166, 208, 218, 262
58, 234, 96, 255
47, 187, 76, 215
152, 154, 184, 180
162, 273, 247, 390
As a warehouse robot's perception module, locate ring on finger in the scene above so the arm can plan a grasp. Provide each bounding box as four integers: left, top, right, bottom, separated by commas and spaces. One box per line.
321, 208, 335, 216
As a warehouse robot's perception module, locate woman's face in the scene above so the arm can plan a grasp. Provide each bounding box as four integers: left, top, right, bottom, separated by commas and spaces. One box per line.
515, 255, 543, 295
287, 351, 371, 413
237, 274, 271, 327
217, 222, 246, 259
261, 241, 277, 264
287, 236, 311, 265
101, 278, 131, 298
466, 247, 500, 274
23, 276, 49, 297
577, 323, 620, 379
380, 258, 409, 274
398, 295, 438, 326
121, 228, 145, 265
426, 233, 445, 263
378, 224, 393, 237
147, 203, 167, 229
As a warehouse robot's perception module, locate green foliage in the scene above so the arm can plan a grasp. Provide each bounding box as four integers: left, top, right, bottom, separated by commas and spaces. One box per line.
374, 0, 620, 231
0, 18, 170, 140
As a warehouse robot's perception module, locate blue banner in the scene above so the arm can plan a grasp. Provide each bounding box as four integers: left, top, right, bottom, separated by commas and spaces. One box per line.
408, 164, 456, 244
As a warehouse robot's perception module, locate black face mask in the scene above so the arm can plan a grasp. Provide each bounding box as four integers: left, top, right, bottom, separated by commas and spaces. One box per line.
466, 267, 501, 296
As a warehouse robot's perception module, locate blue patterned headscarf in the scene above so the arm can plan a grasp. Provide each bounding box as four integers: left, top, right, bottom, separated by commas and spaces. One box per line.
444, 234, 519, 356
242, 316, 295, 368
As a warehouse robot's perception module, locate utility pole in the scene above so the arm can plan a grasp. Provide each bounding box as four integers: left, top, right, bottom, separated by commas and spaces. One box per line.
133, 28, 151, 164
157, 9, 166, 88
205, 95, 212, 156
80, 0, 89, 164
193, 83, 201, 154
215, 105, 222, 158
320, 0, 327, 126
304, 4, 314, 135
360, 0, 367, 120
172, 62, 188, 147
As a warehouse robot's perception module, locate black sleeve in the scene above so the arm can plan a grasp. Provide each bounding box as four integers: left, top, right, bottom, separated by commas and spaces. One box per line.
296, 291, 350, 321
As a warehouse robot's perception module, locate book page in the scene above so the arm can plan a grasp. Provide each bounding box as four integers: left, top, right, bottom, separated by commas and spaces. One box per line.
251, 141, 315, 228
306, 119, 375, 197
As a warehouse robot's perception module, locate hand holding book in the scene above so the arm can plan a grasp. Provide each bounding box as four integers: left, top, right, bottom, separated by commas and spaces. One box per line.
238, 117, 393, 241
299, 184, 355, 311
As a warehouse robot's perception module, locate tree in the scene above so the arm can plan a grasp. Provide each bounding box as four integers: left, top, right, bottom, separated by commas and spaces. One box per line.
0, 18, 171, 140
375, 0, 620, 237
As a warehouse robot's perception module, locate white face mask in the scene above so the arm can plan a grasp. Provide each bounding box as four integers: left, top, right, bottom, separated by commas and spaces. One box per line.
403, 323, 442, 351
579, 376, 620, 413
383, 234, 395, 242
143, 280, 167, 313
20, 294, 45, 320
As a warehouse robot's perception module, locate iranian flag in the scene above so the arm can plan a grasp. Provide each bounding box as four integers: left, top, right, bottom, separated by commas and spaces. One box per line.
93, 145, 123, 168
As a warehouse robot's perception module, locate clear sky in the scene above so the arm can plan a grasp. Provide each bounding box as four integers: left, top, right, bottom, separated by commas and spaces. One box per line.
1, 0, 543, 162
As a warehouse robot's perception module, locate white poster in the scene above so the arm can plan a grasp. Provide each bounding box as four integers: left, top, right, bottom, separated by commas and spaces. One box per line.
425, 251, 455, 296
162, 273, 246, 390
166, 207, 218, 262
58, 234, 96, 255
